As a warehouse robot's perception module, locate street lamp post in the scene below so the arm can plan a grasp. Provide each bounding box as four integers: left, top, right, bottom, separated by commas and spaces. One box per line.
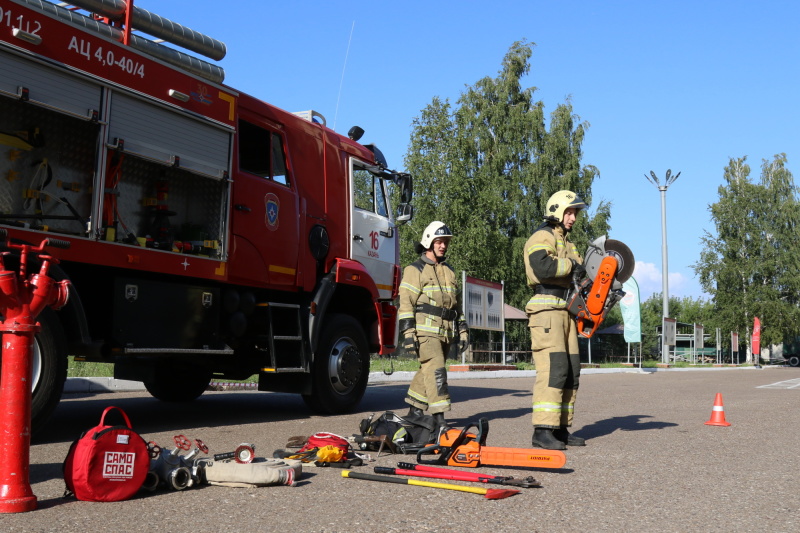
645, 169, 680, 363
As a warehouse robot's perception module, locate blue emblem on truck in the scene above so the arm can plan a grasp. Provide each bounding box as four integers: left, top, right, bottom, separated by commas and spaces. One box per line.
265, 193, 280, 230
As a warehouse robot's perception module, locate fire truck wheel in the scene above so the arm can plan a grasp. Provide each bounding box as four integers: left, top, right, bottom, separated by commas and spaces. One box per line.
303, 313, 369, 414
143, 363, 211, 402
28, 308, 68, 436
788, 355, 800, 367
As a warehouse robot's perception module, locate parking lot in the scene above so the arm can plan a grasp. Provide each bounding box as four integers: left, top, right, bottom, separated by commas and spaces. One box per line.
3, 367, 799, 532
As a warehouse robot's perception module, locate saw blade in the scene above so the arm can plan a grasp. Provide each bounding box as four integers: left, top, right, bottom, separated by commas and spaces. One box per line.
604, 239, 635, 283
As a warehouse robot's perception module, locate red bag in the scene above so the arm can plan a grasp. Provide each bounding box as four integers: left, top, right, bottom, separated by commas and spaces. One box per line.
63, 406, 150, 502
298, 432, 350, 457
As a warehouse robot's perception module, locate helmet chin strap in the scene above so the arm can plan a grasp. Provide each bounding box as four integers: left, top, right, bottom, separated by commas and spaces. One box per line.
426, 248, 446, 263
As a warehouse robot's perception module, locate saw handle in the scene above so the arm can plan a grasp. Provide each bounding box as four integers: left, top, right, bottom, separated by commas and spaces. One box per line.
415, 442, 447, 465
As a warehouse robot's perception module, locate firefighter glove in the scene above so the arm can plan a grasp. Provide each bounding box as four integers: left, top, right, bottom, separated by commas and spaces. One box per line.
458, 329, 469, 357
570, 259, 586, 280
403, 330, 419, 356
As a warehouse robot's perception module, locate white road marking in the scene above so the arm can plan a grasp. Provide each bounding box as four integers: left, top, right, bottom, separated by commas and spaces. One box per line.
757, 378, 800, 389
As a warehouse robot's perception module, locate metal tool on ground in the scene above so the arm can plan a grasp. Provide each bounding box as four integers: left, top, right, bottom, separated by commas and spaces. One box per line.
143, 435, 210, 491
350, 434, 396, 456
214, 443, 256, 464
567, 236, 635, 338
416, 418, 566, 469
341, 470, 520, 499
381, 462, 541, 488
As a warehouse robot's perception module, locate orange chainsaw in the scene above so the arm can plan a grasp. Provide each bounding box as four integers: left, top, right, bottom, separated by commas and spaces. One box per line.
567, 236, 635, 338
416, 418, 566, 470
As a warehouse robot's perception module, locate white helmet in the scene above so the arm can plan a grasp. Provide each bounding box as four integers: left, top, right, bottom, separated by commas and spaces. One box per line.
419, 221, 453, 250
545, 190, 587, 223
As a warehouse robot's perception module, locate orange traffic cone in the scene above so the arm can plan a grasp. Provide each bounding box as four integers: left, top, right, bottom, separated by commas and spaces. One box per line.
704, 393, 731, 426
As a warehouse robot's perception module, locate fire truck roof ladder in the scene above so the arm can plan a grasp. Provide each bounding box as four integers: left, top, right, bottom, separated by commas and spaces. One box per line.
66, 0, 226, 60
24, 0, 225, 83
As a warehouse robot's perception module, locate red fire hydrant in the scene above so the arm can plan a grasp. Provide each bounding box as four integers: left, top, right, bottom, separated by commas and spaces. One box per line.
0, 234, 70, 513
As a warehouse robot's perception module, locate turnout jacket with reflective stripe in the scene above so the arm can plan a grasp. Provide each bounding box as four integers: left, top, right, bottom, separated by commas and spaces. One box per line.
524, 222, 582, 315
398, 255, 461, 339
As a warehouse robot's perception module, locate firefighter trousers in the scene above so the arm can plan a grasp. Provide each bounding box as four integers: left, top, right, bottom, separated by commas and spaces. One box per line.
405, 336, 451, 414
529, 309, 580, 428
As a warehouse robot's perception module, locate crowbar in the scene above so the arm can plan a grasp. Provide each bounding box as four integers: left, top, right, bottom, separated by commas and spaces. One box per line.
341, 470, 520, 499
378, 462, 541, 488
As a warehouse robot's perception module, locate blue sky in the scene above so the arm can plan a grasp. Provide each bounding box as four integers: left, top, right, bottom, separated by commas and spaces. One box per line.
148, 0, 800, 303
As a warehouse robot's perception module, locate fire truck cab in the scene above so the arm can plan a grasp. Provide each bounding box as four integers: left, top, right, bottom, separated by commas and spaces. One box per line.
0, 0, 412, 433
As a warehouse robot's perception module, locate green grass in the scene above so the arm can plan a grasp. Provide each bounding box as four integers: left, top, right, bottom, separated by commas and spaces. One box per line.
68, 357, 113, 378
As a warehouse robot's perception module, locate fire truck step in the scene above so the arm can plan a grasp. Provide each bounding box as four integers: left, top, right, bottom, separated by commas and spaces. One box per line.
262, 302, 309, 372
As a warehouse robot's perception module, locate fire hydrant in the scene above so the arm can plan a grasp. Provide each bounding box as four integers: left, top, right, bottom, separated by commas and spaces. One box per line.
0, 233, 70, 513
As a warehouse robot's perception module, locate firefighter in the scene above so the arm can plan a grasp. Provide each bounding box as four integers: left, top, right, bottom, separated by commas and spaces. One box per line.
524, 190, 588, 450
398, 221, 468, 431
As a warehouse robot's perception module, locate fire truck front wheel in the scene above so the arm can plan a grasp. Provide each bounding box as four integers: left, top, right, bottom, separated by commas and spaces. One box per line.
143, 362, 212, 402
28, 308, 68, 436
303, 314, 369, 414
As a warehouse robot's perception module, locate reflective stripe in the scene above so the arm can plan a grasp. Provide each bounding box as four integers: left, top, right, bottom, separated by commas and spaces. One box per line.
533, 402, 561, 413
527, 296, 567, 307
527, 243, 554, 255
429, 399, 451, 409
400, 282, 421, 294
398, 311, 415, 320
555, 257, 571, 276
407, 389, 428, 403
422, 286, 457, 296
533, 402, 573, 412
417, 325, 454, 338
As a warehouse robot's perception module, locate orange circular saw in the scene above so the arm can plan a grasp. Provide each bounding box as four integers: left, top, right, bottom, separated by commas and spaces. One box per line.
567, 236, 635, 338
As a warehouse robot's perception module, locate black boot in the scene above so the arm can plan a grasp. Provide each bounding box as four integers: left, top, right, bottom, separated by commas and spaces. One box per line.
407, 406, 424, 418
531, 428, 566, 450
553, 427, 586, 447
433, 412, 449, 432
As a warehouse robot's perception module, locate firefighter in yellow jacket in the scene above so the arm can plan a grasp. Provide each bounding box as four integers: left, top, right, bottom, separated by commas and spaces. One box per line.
398, 221, 467, 431
524, 190, 588, 450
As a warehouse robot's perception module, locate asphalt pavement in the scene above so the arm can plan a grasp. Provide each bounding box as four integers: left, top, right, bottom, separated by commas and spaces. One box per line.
3, 366, 799, 532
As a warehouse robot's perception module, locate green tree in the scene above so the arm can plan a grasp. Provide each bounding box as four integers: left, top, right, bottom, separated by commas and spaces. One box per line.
694, 154, 800, 361
402, 41, 611, 337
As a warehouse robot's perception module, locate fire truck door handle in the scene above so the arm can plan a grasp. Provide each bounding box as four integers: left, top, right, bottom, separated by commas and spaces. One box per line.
234, 204, 251, 213
353, 234, 363, 242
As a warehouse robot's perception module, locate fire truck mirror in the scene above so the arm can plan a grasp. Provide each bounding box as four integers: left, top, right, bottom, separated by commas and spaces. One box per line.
397, 204, 414, 224
394, 173, 412, 202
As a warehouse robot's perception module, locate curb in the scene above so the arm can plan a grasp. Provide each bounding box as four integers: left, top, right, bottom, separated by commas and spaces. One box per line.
64, 377, 146, 393
63, 365, 765, 394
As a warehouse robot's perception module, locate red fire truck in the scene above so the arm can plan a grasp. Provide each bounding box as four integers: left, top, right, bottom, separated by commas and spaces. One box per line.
0, 0, 412, 433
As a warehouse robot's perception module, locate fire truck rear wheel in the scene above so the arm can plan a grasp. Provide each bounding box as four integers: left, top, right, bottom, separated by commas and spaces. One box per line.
303, 314, 369, 414
27, 308, 68, 436
143, 363, 212, 402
